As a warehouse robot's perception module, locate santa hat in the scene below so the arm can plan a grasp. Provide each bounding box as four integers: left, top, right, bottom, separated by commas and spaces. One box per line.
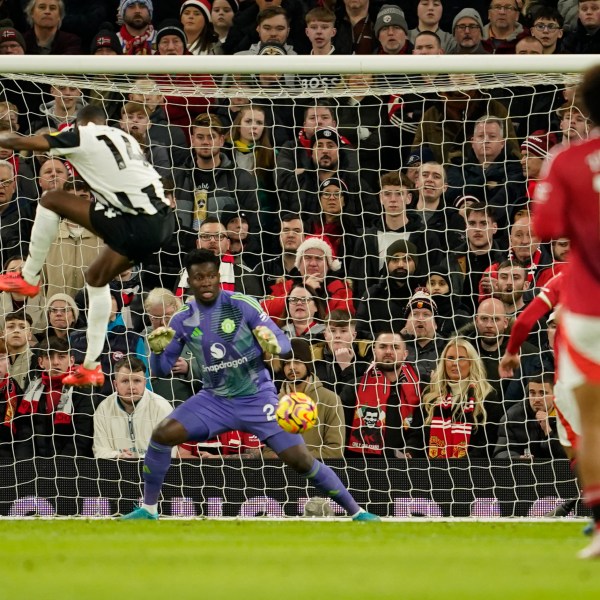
295, 237, 341, 272
520, 130, 558, 159
181, 0, 212, 23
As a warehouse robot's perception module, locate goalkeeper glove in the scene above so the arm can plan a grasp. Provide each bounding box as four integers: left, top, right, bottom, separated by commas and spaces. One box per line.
148, 326, 175, 354
253, 325, 281, 355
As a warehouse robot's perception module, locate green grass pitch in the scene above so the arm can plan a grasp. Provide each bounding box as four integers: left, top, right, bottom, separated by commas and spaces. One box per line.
0, 521, 598, 600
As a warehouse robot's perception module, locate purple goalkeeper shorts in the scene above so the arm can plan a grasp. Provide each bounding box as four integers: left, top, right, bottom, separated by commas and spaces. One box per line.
168, 383, 304, 455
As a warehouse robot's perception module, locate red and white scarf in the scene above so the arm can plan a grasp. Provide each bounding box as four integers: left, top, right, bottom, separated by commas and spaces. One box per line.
18, 373, 75, 425
0, 376, 18, 432
428, 385, 476, 459
118, 25, 155, 55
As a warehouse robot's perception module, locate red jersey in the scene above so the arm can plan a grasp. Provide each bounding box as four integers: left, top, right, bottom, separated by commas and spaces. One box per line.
532, 131, 600, 317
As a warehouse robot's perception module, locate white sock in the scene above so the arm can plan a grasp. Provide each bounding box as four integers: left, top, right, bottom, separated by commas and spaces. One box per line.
142, 503, 158, 515
83, 283, 111, 369
21, 205, 60, 285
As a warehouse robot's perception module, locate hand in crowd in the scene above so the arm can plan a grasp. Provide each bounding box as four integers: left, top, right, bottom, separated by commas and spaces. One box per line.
536, 410, 552, 436
333, 345, 355, 371
499, 352, 520, 378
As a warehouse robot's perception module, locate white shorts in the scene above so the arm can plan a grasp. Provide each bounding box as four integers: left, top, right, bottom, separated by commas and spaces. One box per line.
553, 379, 581, 448
560, 311, 600, 389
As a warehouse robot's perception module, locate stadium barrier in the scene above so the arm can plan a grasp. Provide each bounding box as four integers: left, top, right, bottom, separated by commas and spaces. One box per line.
0, 458, 584, 518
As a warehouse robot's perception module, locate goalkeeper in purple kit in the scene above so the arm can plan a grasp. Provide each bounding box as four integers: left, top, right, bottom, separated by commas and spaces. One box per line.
122, 249, 379, 521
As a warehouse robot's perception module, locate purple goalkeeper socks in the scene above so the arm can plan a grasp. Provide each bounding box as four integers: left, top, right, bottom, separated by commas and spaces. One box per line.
302, 460, 361, 516
142, 441, 173, 505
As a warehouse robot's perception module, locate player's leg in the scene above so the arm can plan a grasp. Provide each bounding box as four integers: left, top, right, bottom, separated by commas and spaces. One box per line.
122, 392, 235, 520
0, 190, 97, 295
267, 433, 379, 521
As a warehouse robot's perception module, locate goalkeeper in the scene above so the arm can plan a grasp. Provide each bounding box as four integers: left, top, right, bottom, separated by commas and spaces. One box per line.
122, 249, 378, 521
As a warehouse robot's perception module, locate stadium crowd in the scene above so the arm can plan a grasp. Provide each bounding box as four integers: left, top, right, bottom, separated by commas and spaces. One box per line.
0, 0, 594, 463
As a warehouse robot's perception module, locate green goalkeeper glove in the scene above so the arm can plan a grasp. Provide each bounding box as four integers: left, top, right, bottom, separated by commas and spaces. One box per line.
148, 326, 175, 354
253, 325, 281, 355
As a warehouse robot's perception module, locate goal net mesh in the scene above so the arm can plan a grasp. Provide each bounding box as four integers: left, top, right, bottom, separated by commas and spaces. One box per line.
0, 63, 585, 518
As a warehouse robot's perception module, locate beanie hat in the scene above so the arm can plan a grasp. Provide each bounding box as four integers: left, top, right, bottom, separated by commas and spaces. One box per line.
118, 0, 154, 24
285, 338, 314, 373
295, 237, 341, 272
386, 239, 419, 271
312, 126, 343, 147
0, 19, 25, 51
223, 0, 239, 12
452, 8, 484, 32
47, 293, 80, 323
156, 19, 187, 49
181, 0, 212, 23
220, 203, 248, 227
405, 289, 438, 316
520, 130, 558, 159
90, 23, 123, 55
319, 177, 348, 196
374, 5, 408, 38
405, 146, 435, 168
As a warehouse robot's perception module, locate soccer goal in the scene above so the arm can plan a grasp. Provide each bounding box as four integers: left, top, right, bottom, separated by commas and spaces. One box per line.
0, 54, 593, 519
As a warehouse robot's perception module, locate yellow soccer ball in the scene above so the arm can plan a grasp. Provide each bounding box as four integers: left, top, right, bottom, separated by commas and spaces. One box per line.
275, 392, 318, 434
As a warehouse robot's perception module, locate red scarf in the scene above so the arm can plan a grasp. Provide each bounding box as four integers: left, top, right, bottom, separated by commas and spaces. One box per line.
428, 387, 476, 459
0, 376, 18, 432
118, 24, 155, 55
348, 364, 420, 455
18, 372, 73, 425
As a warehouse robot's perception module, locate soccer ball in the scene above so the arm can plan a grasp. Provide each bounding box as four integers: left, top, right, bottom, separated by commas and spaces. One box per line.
275, 392, 318, 434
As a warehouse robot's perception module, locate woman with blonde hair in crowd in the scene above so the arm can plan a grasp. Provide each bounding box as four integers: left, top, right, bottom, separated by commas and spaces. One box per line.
404, 337, 502, 459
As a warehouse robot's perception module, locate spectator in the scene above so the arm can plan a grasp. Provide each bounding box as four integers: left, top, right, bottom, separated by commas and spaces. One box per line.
29, 85, 84, 133
562, 0, 600, 53
334, 0, 378, 54
530, 7, 565, 53
0, 255, 46, 334
24, 0, 82, 55
494, 260, 531, 318
303, 7, 337, 57
116, 0, 156, 55
412, 77, 520, 164
341, 330, 421, 457
348, 171, 439, 298
93, 356, 181, 459
4, 309, 34, 391
400, 290, 444, 384
495, 374, 566, 459
180, 0, 217, 55
174, 113, 258, 232
314, 309, 370, 400
235, 6, 297, 56
220, 205, 261, 273
43, 292, 79, 342
456, 201, 504, 316
268, 337, 344, 459
0, 18, 25, 54
404, 337, 501, 458
449, 8, 488, 54
246, 212, 305, 298
446, 116, 525, 226
356, 239, 419, 339
118, 101, 172, 178
143, 288, 197, 405
374, 4, 412, 55
520, 130, 558, 199
262, 236, 355, 325
37, 157, 69, 195
0, 339, 24, 459
515, 34, 544, 53
558, 101, 591, 144
18, 336, 96, 458
280, 282, 327, 341
211, 0, 236, 52
43, 179, 103, 300
0, 161, 34, 268
412, 30, 444, 54
409, 0, 457, 53
414, 161, 465, 253
483, 1, 528, 53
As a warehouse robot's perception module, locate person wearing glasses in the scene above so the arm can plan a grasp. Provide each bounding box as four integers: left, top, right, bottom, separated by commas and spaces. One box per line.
281, 282, 327, 341
449, 8, 488, 54
483, 1, 529, 53
530, 7, 564, 54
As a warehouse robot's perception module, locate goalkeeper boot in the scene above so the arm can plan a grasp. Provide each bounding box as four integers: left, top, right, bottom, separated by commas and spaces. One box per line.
121, 506, 159, 521
63, 364, 105, 387
0, 271, 40, 297
352, 510, 381, 522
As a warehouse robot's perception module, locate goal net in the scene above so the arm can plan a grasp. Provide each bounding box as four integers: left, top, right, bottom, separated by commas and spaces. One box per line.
0, 55, 592, 518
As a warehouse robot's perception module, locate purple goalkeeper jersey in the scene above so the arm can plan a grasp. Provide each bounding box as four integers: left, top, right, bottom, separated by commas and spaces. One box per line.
150, 291, 290, 398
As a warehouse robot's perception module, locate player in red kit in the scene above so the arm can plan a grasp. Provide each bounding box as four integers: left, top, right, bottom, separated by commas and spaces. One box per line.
532, 65, 600, 559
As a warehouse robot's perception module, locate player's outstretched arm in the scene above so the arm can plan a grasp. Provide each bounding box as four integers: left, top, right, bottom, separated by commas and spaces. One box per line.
0, 132, 51, 152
